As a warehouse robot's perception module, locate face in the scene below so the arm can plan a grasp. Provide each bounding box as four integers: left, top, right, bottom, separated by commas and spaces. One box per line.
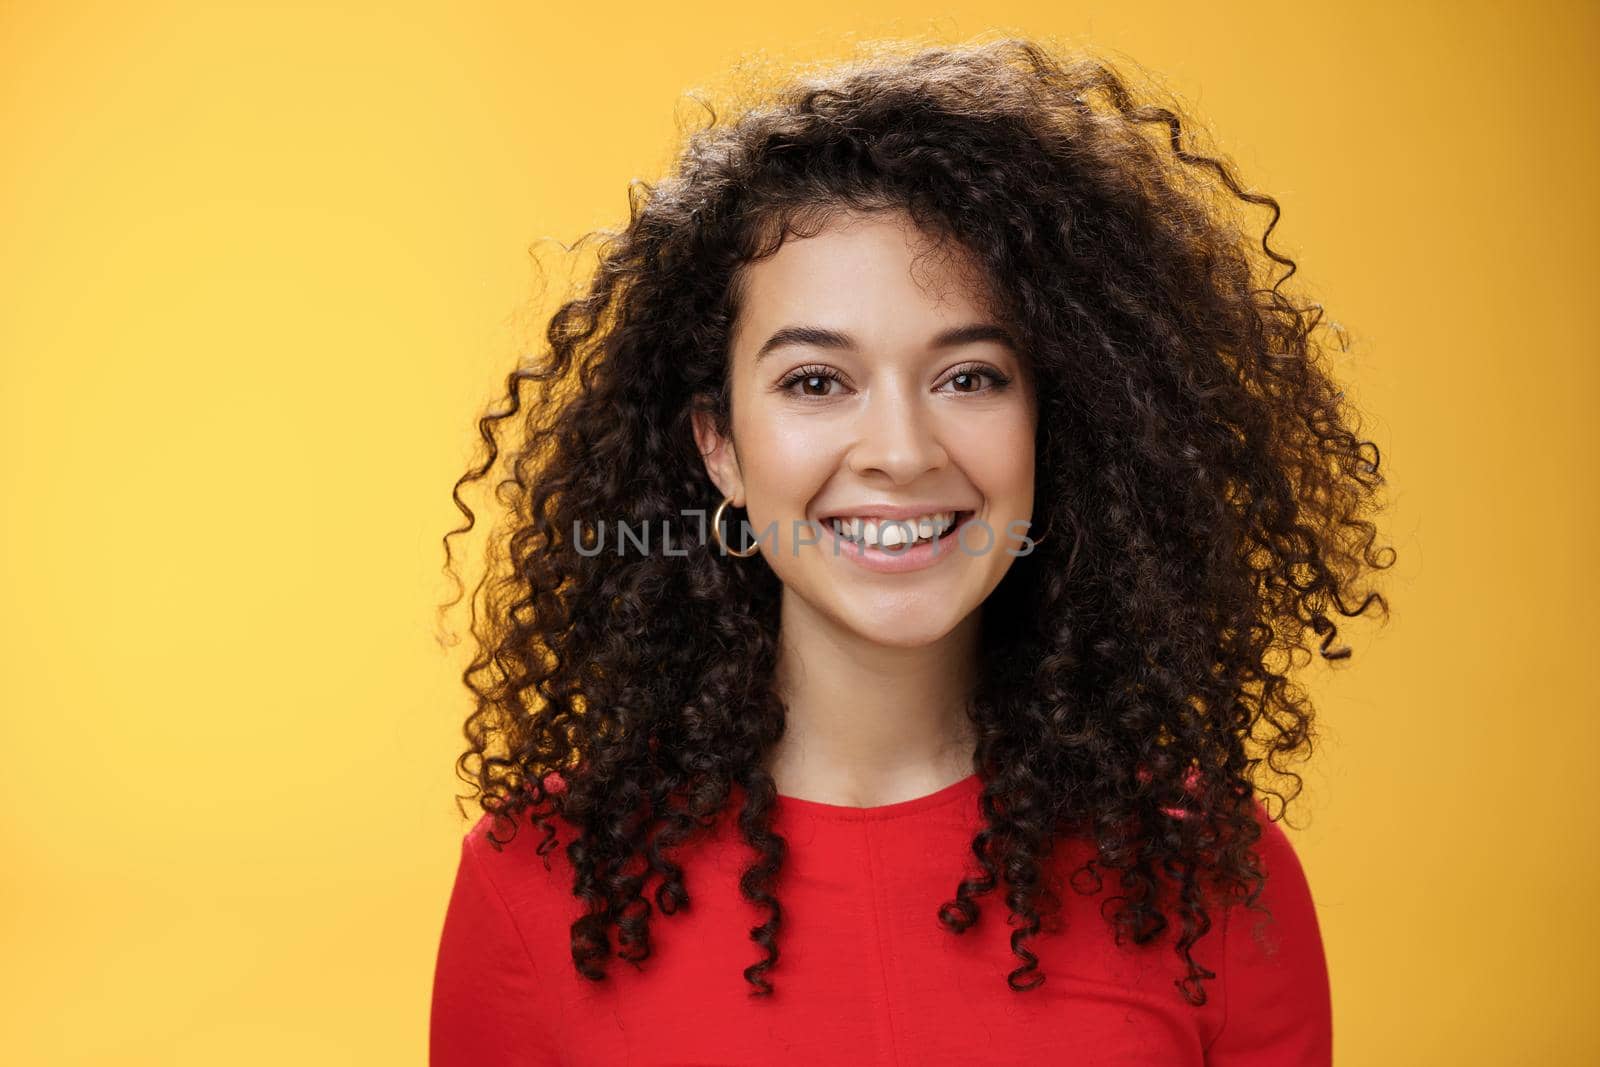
692, 209, 1038, 648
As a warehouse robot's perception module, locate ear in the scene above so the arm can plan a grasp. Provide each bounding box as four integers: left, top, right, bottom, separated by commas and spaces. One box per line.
690, 400, 744, 507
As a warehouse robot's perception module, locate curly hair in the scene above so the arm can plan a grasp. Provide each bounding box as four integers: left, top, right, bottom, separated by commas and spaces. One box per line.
437, 34, 1395, 1005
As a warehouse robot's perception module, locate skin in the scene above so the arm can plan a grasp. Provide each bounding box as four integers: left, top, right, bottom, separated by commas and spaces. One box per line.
692, 208, 1039, 808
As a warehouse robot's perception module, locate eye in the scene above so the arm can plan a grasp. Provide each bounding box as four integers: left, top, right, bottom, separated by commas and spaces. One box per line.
938, 363, 1013, 394
777, 361, 1014, 399
777, 364, 848, 399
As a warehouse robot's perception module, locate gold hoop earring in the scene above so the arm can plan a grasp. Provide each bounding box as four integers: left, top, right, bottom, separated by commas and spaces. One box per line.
711, 495, 759, 558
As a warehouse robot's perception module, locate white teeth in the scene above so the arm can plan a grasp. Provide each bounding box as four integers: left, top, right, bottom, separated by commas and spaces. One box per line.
828, 511, 960, 548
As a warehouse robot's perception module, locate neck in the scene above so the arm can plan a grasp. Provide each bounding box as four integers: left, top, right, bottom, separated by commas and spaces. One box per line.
763, 588, 980, 807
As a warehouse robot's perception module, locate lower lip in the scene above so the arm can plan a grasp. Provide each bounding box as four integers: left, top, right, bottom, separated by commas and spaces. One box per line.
817, 512, 978, 574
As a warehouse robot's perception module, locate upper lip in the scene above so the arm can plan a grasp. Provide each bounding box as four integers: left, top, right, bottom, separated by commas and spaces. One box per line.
816, 505, 977, 521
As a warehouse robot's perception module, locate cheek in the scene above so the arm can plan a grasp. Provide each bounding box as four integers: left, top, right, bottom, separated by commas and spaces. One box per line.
741, 421, 838, 509
957, 414, 1035, 497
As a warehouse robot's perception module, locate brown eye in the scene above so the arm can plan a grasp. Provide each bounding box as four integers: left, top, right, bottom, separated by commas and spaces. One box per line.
779, 364, 847, 399
939, 364, 1012, 394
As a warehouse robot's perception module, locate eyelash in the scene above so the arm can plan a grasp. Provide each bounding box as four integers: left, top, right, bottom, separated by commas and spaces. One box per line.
776, 362, 1013, 399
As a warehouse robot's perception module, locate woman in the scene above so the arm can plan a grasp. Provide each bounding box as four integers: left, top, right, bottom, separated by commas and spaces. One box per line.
429, 35, 1393, 1066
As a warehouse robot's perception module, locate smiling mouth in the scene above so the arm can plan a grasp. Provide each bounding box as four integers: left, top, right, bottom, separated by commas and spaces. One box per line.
818, 510, 977, 550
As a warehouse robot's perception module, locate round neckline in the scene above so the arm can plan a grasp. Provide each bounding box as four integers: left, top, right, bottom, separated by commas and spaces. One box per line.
773, 772, 983, 822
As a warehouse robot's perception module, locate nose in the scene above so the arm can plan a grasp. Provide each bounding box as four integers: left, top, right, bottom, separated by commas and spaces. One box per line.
844, 381, 949, 483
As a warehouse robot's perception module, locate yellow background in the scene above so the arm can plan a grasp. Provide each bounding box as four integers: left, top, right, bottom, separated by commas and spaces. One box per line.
3, 2, 1595, 1063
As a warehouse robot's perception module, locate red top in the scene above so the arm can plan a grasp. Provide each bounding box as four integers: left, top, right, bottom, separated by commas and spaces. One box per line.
430, 773, 1331, 1065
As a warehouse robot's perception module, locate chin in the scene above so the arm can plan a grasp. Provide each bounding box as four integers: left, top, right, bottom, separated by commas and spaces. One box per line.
832, 601, 969, 648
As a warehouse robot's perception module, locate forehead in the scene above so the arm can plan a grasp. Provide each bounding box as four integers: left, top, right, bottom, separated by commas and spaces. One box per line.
729, 211, 1000, 352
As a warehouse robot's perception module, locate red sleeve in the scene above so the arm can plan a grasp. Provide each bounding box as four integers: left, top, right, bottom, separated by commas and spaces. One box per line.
430, 827, 561, 1066
1205, 800, 1333, 1066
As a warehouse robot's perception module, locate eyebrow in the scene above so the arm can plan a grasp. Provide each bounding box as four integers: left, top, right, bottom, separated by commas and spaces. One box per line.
753, 322, 1018, 362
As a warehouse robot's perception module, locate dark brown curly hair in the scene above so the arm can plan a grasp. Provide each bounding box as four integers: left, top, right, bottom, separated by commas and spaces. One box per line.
438, 34, 1395, 1005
